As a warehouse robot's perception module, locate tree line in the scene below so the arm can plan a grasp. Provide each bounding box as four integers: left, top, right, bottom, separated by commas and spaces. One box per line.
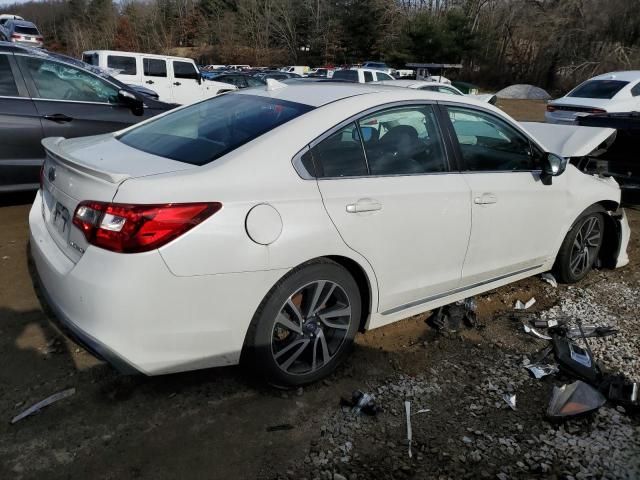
2, 0, 639, 92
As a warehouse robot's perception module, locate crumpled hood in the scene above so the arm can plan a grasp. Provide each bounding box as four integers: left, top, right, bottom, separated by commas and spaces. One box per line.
520, 122, 617, 158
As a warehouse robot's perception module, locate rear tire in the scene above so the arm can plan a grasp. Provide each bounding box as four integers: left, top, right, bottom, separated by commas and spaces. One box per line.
244, 259, 361, 387
554, 209, 604, 283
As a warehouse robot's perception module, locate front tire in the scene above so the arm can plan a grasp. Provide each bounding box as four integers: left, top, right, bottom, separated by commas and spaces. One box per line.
554, 210, 604, 283
245, 260, 361, 387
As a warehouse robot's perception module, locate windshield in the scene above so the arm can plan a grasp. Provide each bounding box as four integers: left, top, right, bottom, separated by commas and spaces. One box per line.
118, 94, 313, 165
568, 80, 629, 99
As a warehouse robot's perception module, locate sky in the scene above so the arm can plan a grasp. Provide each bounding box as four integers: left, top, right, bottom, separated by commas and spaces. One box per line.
0, 0, 39, 6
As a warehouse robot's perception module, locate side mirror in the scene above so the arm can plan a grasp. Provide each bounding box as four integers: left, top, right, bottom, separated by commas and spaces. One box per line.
541, 152, 567, 184
118, 89, 144, 116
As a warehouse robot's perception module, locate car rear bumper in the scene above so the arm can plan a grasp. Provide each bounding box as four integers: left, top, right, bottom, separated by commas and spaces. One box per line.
29, 190, 286, 375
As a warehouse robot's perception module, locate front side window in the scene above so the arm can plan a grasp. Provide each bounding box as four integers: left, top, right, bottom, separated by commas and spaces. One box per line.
0, 55, 19, 96
568, 80, 628, 99
118, 94, 313, 166
173, 61, 198, 79
438, 86, 462, 95
143, 58, 167, 77
107, 55, 136, 75
376, 72, 394, 81
358, 105, 446, 175
446, 107, 537, 172
24, 57, 119, 103
332, 70, 358, 82
82, 53, 98, 66
307, 123, 368, 178
364, 71, 373, 82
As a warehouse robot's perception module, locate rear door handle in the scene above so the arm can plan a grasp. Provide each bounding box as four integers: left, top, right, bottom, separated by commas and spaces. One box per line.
173, 81, 181, 86
145, 80, 155, 84
43, 114, 73, 123
346, 199, 382, 213
474, 193, 498, 205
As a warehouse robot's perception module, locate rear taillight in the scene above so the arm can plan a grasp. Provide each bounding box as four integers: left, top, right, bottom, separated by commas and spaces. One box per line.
546, 105, 556, 112
36, 36, 43, 41
72, 201, 221, 253
588, 108, 606, 114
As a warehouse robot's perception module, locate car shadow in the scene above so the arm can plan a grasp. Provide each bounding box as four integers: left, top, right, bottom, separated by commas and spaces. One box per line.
0, 190, 37, 208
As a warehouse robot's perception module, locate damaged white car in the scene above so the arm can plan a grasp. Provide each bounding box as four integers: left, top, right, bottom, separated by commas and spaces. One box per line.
29, 83, 630, 386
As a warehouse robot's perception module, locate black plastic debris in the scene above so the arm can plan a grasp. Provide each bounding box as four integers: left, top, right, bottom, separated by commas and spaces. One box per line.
426, 298, 480, 332
266, 424, 294, 432
547, 380, 606, 419
600, 375, 639, 411
549, 324, 619, 339
340, 390, 378, 416
552, 336, 601, 385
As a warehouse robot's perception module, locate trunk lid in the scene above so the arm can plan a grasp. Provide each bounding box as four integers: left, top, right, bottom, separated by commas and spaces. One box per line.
41, 134, 196, 263
520, 122, 617, 158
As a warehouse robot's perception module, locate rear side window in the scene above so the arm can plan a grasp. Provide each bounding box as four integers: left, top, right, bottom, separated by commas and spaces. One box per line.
118, 94, 313, 166
82, 53, 98, 66
107, 55, 136, 75
308, 123, 368, 178
376, 72, 394, 81
363, 71, 373, 82
568, 80, 629, 99
173, 61, 198, 79
143, 58, 167, 77
0, 55, 18, 96
14, 26, 39, 35
332, 70, 358, 82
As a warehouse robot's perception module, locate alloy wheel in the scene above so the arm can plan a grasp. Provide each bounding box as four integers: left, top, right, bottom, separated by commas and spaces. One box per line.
271, 280, 352, 376
569, 216, 602, 277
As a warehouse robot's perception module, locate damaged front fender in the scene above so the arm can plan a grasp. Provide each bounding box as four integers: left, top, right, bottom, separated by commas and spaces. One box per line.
600, 208, 630, 269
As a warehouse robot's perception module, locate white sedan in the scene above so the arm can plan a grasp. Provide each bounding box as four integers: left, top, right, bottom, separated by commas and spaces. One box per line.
374, 79, 497, 104
30, 83, 630, 386
546, 71, 640, 124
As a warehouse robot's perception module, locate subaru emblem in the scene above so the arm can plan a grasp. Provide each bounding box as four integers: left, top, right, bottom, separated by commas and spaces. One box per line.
48, 166, 56, 182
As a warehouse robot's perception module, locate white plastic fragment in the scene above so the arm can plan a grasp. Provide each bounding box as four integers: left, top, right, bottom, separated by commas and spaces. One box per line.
540, 273, 558, 288
523, 324, 552, 340
525, 363, 559, 379
503, 393, 516, 410
404, 400, 412, 458
515, 297, 537, 310
414, 408, 431, 415
11, 388, 76, 424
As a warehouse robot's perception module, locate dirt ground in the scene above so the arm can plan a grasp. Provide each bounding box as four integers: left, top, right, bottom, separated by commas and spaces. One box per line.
0, 101, 638, 479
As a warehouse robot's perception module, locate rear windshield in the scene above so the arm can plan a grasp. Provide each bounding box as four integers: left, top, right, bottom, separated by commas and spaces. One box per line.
14, 26, 39, 35
118, 94, 313, 165
332, 70, 358, 81
568, 80, 629, 99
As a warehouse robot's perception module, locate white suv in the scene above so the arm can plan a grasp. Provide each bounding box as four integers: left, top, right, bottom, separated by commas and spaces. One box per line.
332, 68, 395, 83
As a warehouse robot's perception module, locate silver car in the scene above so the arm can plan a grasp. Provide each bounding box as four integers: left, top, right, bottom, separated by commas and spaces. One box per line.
2, 19, 43, 48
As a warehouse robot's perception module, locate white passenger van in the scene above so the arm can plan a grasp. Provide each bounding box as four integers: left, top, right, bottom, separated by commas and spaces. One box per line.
82, 50, 236, 105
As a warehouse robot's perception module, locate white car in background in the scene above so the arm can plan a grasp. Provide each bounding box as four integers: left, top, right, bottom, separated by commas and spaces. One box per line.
30, 83, 629, 386
546, 71, 640, 124
332, 68, 395, 83
82, 50, 236, 105
374, 79, 497, 104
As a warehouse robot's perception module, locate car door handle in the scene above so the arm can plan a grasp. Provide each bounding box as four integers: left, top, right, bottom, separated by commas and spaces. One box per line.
346, 199, 382, 213
43, 114, 72, 123
173, 82, 181, 86
474, 193, 498, 205
145, 80, 155, 84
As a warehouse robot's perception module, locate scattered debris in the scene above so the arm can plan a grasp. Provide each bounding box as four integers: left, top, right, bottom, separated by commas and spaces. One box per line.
515, 297, 536, 310
550, 324, 619, 339
11, 388, 76, 424
532, 317, 566, 328
523, 324, 552, 340
414, 408, 430, 415
341, 391, 377, 416
552, 336, 601, 385
603, 376, 639, 410
404, 401, 412, 459
540, 272, 558, 288
426, 297, 480, 332
266, 424, 294, 432
502, 393, 516, 410
525, 363, 559, 379
547, 381, 606, 420
1, 256, 9, 261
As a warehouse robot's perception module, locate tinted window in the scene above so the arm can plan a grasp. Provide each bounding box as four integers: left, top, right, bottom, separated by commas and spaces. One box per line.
332, 70, 358, 82
363, 71, 373, 82
24, 57, 119, 103
173, 61, 197, 79
246, 77, 265, 87
358, 105, 446, 175
14, 25, 39, 35
0, 55, 18, 96
447, 107, 537, 171
308, 123, 368, 178
631, 82, 640, 97
376, 72, 394, 81
438, 86, 462, 95
143, 58, 167, 77
119, 95, 313, 166
568, 80, 629, 99
82, 53, 98, 65
107, 55, 136, 75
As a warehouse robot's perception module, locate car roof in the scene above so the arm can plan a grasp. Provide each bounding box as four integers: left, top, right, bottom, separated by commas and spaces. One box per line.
83, 50, 195, 63
10, 19, 37, 28
373, 80, 454, 89
590, 71, 640, 82
234, 82, 483, 109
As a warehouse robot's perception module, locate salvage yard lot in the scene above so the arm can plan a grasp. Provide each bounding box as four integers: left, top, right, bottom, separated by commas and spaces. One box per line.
1, 100, 639, 479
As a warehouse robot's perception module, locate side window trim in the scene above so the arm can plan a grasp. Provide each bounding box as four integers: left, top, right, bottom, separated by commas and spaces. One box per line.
295, 101, 453, 180
436, 101, 544, 173
14, 53, 123, 104
0, 52, 30, 98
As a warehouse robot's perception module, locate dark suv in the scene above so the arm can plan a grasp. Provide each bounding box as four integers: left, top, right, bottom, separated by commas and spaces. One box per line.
0, 42, 175, 192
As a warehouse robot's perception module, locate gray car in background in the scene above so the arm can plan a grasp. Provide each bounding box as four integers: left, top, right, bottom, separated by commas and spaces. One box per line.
1, 19, 43, 48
